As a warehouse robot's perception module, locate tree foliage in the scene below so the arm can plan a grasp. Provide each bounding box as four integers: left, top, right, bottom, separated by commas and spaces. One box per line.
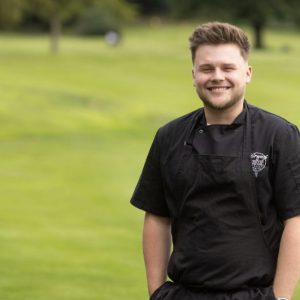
0, 0, 135, 52
0, 0, 29, 28
126, 0, 169, 15
129, 0, 300, 49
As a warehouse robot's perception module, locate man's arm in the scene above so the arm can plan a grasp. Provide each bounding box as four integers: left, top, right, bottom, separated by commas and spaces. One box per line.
143, 212, 171, 296
273, 215, 300, 299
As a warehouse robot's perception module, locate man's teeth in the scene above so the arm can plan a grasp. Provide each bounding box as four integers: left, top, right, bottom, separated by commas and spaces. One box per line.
209, 87, 229, 91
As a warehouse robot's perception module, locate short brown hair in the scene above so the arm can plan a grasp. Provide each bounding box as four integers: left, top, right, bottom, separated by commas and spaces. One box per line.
189, 22, 250, 62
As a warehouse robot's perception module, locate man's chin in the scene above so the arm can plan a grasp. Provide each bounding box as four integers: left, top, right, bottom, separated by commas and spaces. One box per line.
201, 97, 242, 111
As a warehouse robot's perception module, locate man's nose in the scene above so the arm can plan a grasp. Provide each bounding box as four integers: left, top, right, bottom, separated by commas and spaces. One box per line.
211, 69, 225, 81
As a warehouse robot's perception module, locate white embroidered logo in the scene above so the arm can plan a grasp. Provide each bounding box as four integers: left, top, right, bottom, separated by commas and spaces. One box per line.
250, 152, 268, 177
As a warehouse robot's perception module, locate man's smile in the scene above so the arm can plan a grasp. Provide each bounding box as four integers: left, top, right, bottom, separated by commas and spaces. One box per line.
207, 86, 231, 92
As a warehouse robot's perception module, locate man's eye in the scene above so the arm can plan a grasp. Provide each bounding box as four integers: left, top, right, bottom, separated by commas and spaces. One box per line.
224, 67, 235, 71
200, 68, 213, 73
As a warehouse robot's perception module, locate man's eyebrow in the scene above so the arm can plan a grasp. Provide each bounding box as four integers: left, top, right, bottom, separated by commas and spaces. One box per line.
197, 63, 237, 68
223, 63, 236, 67
198, 64, 214, 68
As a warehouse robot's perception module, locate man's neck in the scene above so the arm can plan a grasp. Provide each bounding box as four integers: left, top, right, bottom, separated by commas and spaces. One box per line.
204, 101, 244, 125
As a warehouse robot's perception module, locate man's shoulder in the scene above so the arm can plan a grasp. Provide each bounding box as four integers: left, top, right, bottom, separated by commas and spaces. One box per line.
248, 103, 298, 131
153, 108, 202, 149
158, 108, 202, 135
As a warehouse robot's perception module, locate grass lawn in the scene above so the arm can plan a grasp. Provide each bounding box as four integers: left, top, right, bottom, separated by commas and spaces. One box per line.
0, 22, 299, 300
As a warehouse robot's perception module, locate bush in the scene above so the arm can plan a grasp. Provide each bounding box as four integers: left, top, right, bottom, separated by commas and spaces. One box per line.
76, 7, 122, 36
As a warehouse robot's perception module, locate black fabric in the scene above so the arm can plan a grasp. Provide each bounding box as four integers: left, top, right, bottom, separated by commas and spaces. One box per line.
131, 130, 170, 217
131, 101, 300, 292
150, 282, 277, 300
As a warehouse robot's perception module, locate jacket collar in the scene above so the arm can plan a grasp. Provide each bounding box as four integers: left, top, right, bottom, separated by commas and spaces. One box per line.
198, 100, 248, 126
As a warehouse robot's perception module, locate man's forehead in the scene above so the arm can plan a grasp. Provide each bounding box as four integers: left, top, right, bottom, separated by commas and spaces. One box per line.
194, 44, 246, 61
194, 52, 247, 68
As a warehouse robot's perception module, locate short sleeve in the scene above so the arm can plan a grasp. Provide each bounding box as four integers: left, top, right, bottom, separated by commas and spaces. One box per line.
130, 129, 170, 217
273, 123, 300, 220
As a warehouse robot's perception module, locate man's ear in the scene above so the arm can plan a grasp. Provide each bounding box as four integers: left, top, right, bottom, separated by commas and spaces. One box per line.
246, 65, 252, 83
192, 67, 196, 86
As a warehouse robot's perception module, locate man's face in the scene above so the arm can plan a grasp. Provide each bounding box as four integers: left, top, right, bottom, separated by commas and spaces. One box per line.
192, 43, 252, 111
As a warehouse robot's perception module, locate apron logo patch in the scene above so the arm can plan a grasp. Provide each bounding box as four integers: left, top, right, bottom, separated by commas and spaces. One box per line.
250, 152, 268, 177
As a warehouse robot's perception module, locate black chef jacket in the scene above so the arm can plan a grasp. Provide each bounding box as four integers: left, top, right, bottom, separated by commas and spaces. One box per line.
131, 101, 300, 292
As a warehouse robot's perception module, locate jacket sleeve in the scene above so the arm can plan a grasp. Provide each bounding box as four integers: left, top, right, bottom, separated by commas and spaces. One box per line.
130, 128, 170, 217
273, 122, 300, 220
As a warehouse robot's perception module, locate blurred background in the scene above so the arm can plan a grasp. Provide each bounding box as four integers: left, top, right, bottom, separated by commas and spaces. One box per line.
0, 0, 299, 299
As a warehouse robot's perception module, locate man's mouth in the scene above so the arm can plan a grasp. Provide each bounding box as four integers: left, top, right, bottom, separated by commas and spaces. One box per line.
207, 86, 231, 91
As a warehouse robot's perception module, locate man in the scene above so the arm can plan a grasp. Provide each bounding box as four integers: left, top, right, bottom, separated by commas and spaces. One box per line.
130, 22, 300, 300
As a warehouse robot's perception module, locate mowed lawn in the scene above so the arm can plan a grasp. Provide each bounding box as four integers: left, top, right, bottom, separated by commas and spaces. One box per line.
0, 23, 299, 300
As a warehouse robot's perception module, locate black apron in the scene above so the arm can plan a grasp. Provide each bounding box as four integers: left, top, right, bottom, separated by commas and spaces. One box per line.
153, 106, 278, 299
150, 281, 277, 300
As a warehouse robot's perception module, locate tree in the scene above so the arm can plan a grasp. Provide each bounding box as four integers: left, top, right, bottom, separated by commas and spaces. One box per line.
227, 0, 290, 49
161, 0, 300, 49
29, 0, 78, 52
29, 0, 135, 53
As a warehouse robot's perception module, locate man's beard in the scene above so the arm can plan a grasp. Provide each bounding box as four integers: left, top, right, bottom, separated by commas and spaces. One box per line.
196, 88, 244, 111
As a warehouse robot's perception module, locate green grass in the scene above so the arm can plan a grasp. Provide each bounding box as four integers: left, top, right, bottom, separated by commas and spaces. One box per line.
0, 23, 300, 300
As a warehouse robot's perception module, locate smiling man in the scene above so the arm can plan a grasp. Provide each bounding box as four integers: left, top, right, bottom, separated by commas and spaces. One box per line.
192, 43, 251, 123
131, 22, 300, 300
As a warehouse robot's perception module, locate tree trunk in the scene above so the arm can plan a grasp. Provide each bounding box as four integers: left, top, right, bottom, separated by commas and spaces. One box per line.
50, 14, 60, 53
253, 22, 264, 49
